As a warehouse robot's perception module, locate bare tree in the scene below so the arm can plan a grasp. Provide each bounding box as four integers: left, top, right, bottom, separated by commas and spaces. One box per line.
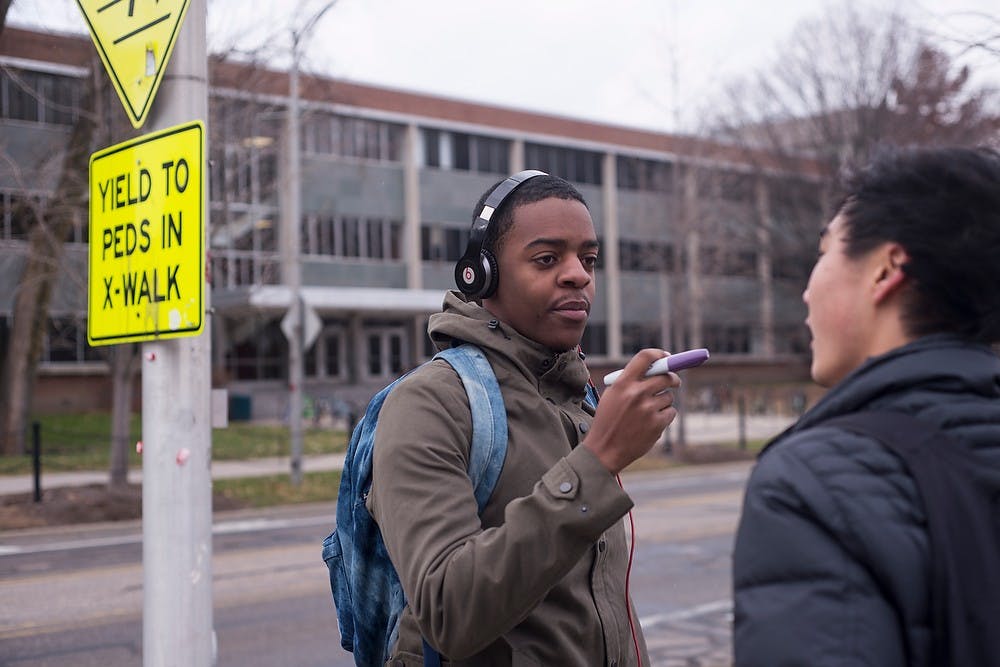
706, 3, 998, 180
699, 2, 998, 280
0, 25, 142, 489
0, 58, 99, 456
0, 2, 10, 39
926, 10, 1000, 59
107, 343, 139, 487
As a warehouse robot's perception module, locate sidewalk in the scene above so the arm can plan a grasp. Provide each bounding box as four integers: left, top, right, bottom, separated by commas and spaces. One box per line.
0, 412, 794, 497
0, 453, 347, 496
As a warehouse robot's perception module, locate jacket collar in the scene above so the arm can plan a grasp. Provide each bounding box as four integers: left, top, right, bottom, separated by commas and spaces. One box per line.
766, 334, 1000, 450
428, 291, 592, 403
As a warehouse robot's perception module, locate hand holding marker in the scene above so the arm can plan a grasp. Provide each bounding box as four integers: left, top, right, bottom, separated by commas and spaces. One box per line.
602, 348, 710, 386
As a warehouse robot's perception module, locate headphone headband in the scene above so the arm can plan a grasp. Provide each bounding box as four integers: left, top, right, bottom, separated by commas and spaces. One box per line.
455, 169, 548, 298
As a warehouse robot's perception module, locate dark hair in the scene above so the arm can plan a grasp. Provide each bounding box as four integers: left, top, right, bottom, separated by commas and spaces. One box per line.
473, 173, 588, 257
836, 145, 1000, 343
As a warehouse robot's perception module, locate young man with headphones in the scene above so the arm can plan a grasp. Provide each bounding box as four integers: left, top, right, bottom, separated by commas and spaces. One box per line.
366, 171, 680, 665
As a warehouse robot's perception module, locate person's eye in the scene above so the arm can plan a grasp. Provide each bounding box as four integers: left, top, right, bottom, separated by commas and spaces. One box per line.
582, 255, 598, 269
535, 254, 557, 266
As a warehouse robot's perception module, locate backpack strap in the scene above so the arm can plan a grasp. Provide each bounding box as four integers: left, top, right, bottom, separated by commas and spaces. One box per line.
407, 344, 506, 664
434, 344, 508, 513
822, 410, 1000, 667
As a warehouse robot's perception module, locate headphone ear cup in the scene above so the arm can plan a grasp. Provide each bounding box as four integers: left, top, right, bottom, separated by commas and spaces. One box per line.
478, 249, 499, 299
455, 255, 483, 296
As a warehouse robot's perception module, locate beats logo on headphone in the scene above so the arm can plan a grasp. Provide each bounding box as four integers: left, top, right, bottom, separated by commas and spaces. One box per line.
454, 169, 547, 299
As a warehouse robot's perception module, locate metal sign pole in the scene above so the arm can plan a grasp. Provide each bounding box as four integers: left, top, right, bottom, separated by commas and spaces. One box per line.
141, 0, 213, 664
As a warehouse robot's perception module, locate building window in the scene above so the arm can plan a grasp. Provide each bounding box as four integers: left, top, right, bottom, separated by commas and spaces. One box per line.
702, 324, 751, 354
304, 215, 402, 261
1, 68, 82, 126
211, 142, 277, 207
698, 245, 758, 277
620, 239, 674, 272
716, 171, 755, 203
41, 317, 101, 364
616, 156, 674, 192
580, 324, 608, 357
771, 252, 810, 281
421, 129, 510, 174
451, 133, 470, 170
303, 112, 403, 162
305, 325, 347, 379
342, 216, 360, 257
525, 143, 602, 185
622, 323, 662, 355
0, 192, 41, 241
774, 324, 810, 355
225, 321, 284, 380
423, 128, 441, 167
473, 134, 508, 174
420, 224, 469, 263
364, 327, 407, 379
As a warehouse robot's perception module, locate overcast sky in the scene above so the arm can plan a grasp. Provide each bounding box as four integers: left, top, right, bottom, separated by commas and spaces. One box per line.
8, 0, 999, 133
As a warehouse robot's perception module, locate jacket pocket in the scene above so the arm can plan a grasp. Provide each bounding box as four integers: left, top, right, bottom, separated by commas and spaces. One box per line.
322, 530, 354, 651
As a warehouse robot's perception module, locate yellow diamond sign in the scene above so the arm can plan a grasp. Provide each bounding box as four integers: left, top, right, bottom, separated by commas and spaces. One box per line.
77, 0, 191, 129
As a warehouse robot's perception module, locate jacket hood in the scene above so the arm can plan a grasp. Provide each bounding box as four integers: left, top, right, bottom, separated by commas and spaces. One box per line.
428, 290, 593, 403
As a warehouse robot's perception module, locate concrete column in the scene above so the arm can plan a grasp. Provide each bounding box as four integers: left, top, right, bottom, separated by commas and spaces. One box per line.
601, 152, 622, 359
510, 138, 525, 173
755, 177, 775, 357
404, 123, 422, 289
683, 166, 703, 347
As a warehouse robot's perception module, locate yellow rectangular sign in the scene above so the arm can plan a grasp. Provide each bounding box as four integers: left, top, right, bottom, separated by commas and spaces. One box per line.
88, 121, 204, 345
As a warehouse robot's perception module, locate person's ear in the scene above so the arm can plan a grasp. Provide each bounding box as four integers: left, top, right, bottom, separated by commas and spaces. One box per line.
872, 243, 909, 304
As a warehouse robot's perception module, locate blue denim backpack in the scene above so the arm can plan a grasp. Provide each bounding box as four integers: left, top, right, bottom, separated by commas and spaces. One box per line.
322, 344, 509, 666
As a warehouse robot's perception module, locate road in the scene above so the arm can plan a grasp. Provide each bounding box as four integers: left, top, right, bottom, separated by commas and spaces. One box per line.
0, 461, 750, 667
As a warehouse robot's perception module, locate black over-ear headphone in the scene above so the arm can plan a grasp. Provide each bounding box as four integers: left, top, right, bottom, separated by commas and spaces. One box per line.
454, 169, 548, 299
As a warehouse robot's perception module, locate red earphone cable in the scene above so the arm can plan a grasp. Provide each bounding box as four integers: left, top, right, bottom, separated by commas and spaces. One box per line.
617, 474, 642, 667
585, 347, 641, 666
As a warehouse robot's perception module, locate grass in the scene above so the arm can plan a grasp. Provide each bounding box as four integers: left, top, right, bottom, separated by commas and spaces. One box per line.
214, 470, 342, 508
1, 410, 766, 477
0, 413, 349, 475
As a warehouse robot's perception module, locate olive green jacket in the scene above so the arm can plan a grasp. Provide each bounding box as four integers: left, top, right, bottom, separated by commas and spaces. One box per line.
367, 291, 649, 666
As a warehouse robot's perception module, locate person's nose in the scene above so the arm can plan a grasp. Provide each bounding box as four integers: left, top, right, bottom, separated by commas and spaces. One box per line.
560, 258, 592, 287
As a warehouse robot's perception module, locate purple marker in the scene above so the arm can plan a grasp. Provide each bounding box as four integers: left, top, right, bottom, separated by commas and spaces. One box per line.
602, 348, 710, 386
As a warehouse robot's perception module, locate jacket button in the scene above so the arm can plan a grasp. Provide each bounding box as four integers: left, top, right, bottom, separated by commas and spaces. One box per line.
559, 481, 573, 493
578, 422, 589, 433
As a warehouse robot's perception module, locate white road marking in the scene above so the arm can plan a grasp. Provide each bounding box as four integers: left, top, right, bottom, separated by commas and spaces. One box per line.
640, 599, 732, 628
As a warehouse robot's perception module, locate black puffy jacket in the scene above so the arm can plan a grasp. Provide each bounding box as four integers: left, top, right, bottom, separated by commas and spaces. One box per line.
733, 335, 1000, 667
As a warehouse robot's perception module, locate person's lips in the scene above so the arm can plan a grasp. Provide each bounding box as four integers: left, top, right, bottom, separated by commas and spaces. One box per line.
552, 298, 590, 322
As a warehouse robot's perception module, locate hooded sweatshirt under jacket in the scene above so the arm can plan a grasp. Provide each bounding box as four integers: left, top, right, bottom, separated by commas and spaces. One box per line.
366, 291, 648, 666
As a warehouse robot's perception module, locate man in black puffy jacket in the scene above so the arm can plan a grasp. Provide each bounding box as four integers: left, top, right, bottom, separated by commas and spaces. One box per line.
732, 146, 1000, 666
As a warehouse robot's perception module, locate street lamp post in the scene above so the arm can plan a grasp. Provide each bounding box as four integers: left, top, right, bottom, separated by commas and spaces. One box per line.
284, 2, 338, 485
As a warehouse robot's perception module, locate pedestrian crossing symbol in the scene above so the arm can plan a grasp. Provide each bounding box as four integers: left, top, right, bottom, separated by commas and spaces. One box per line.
76, 0, 191, 129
